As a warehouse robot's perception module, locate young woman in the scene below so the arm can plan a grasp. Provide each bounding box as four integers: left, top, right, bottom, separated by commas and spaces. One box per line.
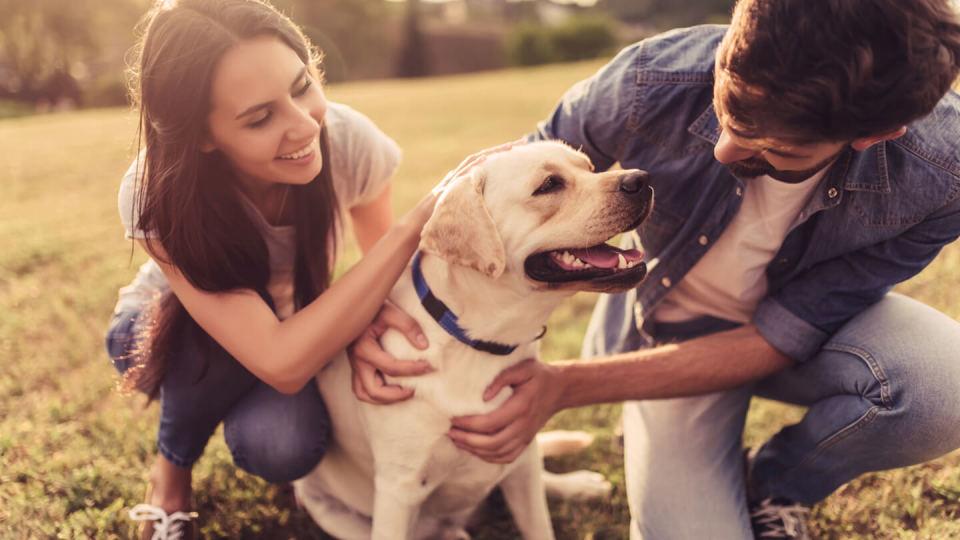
103, 0, 501, 537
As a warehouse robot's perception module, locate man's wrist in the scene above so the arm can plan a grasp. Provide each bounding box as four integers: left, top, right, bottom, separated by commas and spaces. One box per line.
550, 361, 577, 412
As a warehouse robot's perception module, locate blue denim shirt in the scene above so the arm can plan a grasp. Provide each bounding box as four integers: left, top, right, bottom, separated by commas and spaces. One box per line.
529, 25, 960, 361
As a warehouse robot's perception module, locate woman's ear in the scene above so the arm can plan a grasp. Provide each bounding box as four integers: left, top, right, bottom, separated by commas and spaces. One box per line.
200, 136, 217, 153
851, 125, 907, 151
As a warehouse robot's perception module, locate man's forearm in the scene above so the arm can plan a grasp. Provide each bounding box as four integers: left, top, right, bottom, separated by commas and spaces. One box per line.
554, 324, 793, 410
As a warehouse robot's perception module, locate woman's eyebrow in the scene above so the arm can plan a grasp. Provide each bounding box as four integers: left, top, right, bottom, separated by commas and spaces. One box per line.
234, 66, 308, 120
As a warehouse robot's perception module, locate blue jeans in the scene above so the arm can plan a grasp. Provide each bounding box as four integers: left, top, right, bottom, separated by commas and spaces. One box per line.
583, 293, 960, 539
105, 310, 330, 483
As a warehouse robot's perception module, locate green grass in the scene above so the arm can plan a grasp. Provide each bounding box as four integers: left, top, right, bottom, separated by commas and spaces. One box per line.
1, 60, 959, 539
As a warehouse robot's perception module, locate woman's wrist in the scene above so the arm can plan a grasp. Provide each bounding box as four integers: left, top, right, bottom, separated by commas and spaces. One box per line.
398, 192, 438, 231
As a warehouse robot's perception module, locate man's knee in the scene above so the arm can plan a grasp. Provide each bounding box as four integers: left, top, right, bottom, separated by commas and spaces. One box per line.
828, 294, 960, 454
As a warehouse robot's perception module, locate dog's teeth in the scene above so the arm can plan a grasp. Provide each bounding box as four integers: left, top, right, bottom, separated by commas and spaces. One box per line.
617, 254, 627, 269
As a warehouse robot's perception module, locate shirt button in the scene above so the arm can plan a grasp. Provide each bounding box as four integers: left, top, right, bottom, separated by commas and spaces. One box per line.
698, 235, 709, 246
661, 277, 672, 288
827, 187, 839, 199
735, 186, 744, 197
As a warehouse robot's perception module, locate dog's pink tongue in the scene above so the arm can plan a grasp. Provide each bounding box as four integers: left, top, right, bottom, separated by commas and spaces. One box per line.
569, 246, 642, 269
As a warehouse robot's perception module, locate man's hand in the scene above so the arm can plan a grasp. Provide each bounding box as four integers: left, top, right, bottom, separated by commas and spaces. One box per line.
448, 359, 564, 464
433, 138, 528, 195
348, 301, 433, 405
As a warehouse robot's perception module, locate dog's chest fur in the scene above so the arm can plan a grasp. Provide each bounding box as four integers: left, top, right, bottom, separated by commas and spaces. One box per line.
379, 265, 537, 418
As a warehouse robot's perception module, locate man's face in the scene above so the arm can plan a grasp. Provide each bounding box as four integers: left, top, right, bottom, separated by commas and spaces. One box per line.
714, 121, 847, 183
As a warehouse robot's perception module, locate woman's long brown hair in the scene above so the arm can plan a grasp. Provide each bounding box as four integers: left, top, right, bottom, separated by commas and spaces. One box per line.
125, 0, 338, 400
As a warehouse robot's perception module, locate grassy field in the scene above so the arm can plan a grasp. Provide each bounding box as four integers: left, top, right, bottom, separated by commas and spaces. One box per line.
1, 60, 959, 539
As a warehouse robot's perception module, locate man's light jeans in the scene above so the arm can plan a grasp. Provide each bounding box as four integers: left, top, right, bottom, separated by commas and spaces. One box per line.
583, 293, 960, 539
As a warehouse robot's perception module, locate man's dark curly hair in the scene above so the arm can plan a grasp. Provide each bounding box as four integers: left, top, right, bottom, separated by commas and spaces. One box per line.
714, 0, 960, 143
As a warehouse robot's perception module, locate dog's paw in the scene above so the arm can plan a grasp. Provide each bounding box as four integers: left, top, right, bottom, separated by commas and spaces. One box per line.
536, 430, 595, 457
541, 469, 612, 501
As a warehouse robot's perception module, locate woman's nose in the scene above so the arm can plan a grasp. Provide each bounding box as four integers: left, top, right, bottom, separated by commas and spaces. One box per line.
287, 103, 321, 141
714, 130, 758, 164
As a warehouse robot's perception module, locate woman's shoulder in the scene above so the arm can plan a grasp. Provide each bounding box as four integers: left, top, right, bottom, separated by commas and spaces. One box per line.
324, 102, 394, 153
325, 102, 402, 207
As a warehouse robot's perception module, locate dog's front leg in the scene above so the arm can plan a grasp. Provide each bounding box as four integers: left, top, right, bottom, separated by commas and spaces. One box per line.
499, 444, 556, 540
371, 475, 427, 540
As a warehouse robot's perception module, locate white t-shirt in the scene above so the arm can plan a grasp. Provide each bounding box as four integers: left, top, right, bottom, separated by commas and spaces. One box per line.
114, 102, 401, 319
653, 168, 827, 324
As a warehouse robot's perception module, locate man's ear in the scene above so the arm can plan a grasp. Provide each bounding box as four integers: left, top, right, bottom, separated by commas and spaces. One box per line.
420, 169, 506, 278
852, 125, 907, 151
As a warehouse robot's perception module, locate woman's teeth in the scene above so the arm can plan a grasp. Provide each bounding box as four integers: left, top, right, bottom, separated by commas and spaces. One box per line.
278, 144, 313, 160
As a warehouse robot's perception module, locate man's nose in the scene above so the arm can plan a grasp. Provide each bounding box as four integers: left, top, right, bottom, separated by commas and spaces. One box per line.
618, 170, 650, 194
714, 130, 759, 164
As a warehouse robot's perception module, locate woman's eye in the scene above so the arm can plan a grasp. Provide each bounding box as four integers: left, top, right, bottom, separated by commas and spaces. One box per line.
248, 111, 272, 128
294, 78, 312, 97
533, 175, 564, 196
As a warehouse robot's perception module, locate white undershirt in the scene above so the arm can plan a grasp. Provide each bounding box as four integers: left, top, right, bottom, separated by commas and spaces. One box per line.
653, 168, 827, 324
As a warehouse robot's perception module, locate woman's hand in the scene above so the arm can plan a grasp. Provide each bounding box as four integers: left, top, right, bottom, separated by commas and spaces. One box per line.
447, 359, 564, 464
348, 301, 434, 404
401, 138, 528, 231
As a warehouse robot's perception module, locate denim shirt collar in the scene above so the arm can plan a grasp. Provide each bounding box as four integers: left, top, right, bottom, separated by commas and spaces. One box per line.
686, 104, 893, 199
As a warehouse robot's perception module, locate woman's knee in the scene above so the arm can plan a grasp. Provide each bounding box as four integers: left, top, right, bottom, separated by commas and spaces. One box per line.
224, 383, 331, 483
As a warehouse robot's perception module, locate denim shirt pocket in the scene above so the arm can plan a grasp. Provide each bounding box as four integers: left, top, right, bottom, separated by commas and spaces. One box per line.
637, 204, 686, 256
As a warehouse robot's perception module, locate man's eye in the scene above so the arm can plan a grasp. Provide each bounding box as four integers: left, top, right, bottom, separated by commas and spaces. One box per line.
533, 175, 564, 196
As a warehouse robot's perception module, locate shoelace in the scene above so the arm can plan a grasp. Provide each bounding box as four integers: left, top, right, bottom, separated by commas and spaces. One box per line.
750, 498, 810, 538
129, 503, 198, 540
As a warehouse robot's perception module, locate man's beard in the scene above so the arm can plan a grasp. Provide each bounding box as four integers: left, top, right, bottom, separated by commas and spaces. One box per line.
725, 148, 846, 184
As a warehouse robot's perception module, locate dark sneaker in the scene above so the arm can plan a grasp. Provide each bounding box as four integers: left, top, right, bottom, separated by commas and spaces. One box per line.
749, 496, 812, 539
129, 503, 198, 540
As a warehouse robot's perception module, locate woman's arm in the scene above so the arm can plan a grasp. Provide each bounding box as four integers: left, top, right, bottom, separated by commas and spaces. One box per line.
143, 193, 435, 395
350, 184, 394, 254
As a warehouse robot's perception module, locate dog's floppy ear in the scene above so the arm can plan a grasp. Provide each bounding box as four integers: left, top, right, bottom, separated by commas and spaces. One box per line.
420, 169, 506, 278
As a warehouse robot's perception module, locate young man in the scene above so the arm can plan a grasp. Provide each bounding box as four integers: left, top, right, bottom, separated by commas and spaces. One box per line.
352, 0, 960, 538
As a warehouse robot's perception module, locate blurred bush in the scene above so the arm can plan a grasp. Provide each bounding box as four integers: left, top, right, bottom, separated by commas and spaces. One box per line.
507, 15, 619, 67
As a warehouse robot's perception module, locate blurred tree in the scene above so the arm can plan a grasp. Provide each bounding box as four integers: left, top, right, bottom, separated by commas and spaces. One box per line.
506, 14, 619, 67
272, 0, 391, 82
0, 0, 147, 103
599, 0, 734, 26
396, 0, 429, 78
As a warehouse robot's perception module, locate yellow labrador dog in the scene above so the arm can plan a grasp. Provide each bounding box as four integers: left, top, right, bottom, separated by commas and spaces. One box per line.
294, 141, 652, 539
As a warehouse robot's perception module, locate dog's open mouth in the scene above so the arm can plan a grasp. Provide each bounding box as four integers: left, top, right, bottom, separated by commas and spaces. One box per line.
524, 242, 646, 284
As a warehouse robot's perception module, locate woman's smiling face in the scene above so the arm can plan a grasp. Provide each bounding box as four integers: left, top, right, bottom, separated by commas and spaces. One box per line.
204, 34, 327, 192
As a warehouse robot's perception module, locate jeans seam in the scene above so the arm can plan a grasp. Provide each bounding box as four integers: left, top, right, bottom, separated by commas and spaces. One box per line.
223, 419, 249, 471
764, 405, 881, 498
157, 440, 195, 468
763, 342, 892, 495
821, 342, 893, 409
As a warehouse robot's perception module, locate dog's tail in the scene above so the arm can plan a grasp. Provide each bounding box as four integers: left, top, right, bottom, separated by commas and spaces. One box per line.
536, 430, 595, 458
536, 430, 613, 501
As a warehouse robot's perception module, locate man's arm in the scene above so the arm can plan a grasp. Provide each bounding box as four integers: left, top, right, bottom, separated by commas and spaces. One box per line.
448, 324, 790, 463
559, 324, 789, 407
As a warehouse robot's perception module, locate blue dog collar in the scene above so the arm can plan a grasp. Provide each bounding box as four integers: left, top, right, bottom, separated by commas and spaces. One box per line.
411, 251, 545, 356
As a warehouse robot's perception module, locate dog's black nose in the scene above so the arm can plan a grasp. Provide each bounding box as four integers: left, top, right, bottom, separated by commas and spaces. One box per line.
619, 170, 650, 194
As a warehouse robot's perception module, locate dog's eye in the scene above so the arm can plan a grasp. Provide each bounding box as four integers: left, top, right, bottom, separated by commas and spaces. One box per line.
533, 175, 564, 196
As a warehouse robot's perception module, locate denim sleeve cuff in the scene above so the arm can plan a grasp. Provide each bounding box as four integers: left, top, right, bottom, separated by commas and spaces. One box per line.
752, 297, 829, 362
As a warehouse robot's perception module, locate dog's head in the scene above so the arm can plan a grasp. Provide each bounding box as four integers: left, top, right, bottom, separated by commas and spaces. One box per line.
420, 141, 652, 293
